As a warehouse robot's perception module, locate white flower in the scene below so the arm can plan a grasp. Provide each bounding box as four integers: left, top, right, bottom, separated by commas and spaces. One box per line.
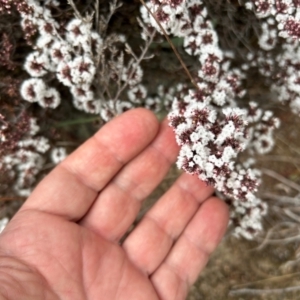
51, 147, 67, 164
66, 18, 91, 47
20, 78, 47, 103
29, 118, 40, 135
222, 146, 236, 163
173, 12, 193, 37
35, 137, 50, 153
50, 41, 72, 65
90, 31, 103, 54
24, 51, 50, 77
38, 87, 61, 109
145, 97, 161, 112
70, 56, 96, 85
183, 35, 200, 56
37, 18, 59, 37
100, 100, 133, 122
212, 89, 227, 106
45, 0, 60, 6
57, 61, 73, 87
122, 63, 143, 86
83, 100, 101, 114
127, 84, 147, 103
36, 35, 53, 50
216, 121, 235, 145
252, 134, 275, 154
71, 85, 94, 103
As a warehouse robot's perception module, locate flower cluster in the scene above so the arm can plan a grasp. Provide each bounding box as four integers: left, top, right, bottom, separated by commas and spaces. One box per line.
19, 0, 99, 110
0, 33, 15, 71
141, 0, 281, 238
18, 0, 160, 119
243, 0, 300, 115
245, 0, 300, 40
0, 0, 32, 15
0, 113, 49, 197
2, 0, 299, 239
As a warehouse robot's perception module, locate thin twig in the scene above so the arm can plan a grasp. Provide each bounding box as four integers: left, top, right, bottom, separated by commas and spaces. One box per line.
113, 30, 156, 102
139, 0, 199, 90
262, 168, 300, 193
0, 197, 25, 201
284, 208, 300, 223
229, 285, 300, 296
95, 0, 99, 32
67, 0, 94, 22
256, 155, 300, 164
253, 221, 297, 250
257, 234, 300, 244
231, 272, 300, 289
67, 0, 83, 19
276, 135, 300, 156
261, 192, 300, 204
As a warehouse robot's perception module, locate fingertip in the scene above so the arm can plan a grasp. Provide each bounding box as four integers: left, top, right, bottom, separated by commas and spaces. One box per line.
95, 108, 160, 146
207, 196, 230, 239
184, 196, 229, 255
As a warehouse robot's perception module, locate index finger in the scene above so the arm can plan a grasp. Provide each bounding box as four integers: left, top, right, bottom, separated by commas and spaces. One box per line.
21, 108, 159, 221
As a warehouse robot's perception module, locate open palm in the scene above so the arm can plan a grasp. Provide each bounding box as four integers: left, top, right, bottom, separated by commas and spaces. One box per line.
0, 109, 228, 300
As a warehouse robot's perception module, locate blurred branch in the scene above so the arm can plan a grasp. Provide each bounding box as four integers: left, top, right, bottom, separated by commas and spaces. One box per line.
257, 155, 300, 164
261, 169, 300, 193
0, 197, 25, 202
55, 117, 100, 127
229, 285, 300, 296
139, 0, 199, 90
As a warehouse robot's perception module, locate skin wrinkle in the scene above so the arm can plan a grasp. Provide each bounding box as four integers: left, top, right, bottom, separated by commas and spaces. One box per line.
59, 163, 99, 196
175, 179, 212, 206
154, 261, 188, 300
36, 249, 84, 298
79, 231, 89, 300
179, 234, 210, 287
0, 282, 13, 300
1, 247, 60, 300
0, 258, 60, 300
0, 293, 9, 300
92, 133, 125, 169
123, 176, 213, 276
114, 252, 128, 300
62, 114, 149, 196
183, 228, 212, 259
112, 178, 141, 203
164, 261, 189, 298
0, 271, 23, 294
113, 131, 176, 202
80, 233, 114, 298
150, 142, 175, 167
60, 135, 124, 194
137, 215, 175, 276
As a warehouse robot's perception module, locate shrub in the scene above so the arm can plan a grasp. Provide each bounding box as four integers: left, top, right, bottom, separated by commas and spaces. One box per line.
1, 0, 300, 239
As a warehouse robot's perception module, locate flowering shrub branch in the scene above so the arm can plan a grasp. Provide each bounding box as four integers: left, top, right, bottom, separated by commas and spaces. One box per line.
1, 0, 300, 239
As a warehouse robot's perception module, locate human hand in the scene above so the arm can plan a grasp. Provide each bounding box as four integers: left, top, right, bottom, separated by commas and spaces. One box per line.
0, 109, 228, 300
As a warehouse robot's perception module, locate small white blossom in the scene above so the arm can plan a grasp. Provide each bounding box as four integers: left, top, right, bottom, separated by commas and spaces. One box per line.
51, 147, 67, 164
24, 51, 50, 77
71, 56, 96, 85
38, 87, 61, 109
20, 78, 47, 103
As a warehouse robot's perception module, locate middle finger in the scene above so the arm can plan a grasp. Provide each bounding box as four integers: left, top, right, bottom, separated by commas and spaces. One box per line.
80, 119, 179, 241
